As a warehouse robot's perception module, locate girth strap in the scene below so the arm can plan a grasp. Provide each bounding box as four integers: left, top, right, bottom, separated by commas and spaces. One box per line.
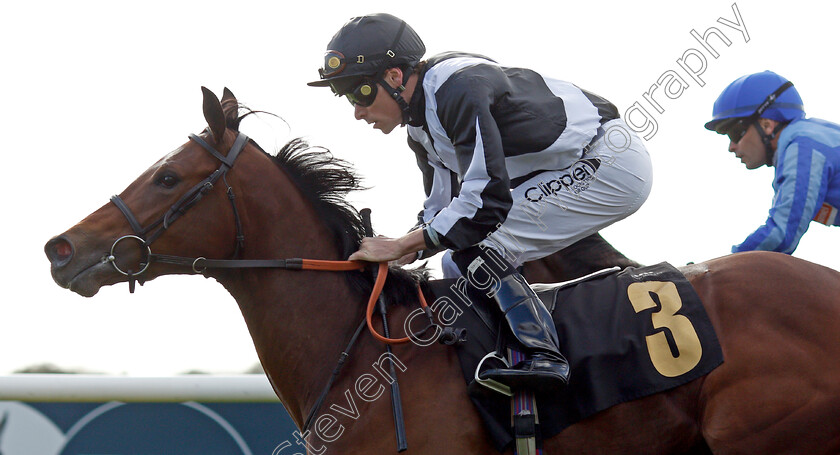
511, 349, 541, 455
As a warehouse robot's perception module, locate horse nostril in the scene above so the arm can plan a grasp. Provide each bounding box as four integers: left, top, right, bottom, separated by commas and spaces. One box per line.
45, 236, 74, 266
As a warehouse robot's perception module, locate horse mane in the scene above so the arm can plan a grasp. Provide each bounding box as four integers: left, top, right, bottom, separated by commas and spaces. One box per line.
274, 138, 367, 260
234, 108, 428, 305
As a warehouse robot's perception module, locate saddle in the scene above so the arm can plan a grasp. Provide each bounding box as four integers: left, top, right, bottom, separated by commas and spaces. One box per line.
423, 262, 724, 453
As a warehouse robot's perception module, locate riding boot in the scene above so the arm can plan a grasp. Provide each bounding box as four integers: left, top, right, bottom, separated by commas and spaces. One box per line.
453, 246, 570, 393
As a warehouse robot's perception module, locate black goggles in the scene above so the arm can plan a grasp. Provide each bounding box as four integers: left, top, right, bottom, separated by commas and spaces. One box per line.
725, 118, 753, 143
330, 78, 378, 107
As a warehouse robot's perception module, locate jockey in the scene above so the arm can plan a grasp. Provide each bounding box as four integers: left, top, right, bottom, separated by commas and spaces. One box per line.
705, 71, 840, 253
309, 13, 653, 392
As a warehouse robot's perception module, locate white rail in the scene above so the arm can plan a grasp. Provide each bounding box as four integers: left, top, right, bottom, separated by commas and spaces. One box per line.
0, 374, 279, 402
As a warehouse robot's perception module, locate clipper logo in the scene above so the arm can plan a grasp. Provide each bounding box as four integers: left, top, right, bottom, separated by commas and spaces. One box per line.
524, 158, 600, 202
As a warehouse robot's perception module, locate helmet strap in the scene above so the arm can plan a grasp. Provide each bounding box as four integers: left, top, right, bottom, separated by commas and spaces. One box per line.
750, 81, 795, 166
376, 78, 412, 125
753, 117, 787, 166
754, 81, 794, 118
379, 18, 411, 124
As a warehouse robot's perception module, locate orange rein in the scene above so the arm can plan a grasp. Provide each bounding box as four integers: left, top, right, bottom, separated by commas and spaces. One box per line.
300, 259, 371, 271
302, 260, 429, 345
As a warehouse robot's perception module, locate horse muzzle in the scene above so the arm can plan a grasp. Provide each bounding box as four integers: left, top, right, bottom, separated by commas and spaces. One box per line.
45, 235, 74, 269
45, 233, 130, 297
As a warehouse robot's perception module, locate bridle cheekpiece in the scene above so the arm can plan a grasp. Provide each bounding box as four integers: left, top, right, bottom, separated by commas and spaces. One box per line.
106, 131, 249, 292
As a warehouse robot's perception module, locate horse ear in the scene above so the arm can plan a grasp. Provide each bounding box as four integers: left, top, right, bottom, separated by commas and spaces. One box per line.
201, 86, 226, 144
221, 87, 239, 119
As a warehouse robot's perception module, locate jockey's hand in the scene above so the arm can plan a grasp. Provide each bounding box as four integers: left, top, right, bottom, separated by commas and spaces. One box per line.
394, 251, 419, 266
348, 229, 426, 264
349, 236, 406, 263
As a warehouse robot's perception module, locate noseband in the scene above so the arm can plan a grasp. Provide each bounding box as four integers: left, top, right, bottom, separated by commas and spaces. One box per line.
107, 131, 249, 291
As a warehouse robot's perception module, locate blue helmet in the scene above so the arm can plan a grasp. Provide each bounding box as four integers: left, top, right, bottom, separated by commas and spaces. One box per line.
705, 70, 805, 132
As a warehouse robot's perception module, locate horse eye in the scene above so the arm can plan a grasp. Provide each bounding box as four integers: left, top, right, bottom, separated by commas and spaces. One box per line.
156, 172, 180, 189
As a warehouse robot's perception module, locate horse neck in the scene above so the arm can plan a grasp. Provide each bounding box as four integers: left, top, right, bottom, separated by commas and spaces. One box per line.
211, 159, 363, 428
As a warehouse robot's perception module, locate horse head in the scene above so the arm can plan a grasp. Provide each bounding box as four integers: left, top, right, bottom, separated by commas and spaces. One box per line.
44, 87, 291, 297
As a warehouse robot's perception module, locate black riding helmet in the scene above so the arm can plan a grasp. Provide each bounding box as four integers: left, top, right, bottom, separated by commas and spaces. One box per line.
308, 13, 425, 122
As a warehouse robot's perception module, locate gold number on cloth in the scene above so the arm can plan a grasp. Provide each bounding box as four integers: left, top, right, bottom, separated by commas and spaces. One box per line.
627, 281, 702, 377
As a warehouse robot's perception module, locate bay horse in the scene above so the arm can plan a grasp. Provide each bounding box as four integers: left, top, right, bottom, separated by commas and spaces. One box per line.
45, 88, 840, 454
523, 231, 641, 284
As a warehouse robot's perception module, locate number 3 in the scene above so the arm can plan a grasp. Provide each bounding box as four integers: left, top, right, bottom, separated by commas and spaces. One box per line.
627, 281, 702, 377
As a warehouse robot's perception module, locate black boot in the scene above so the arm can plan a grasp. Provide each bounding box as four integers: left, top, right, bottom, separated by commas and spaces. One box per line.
481, 272, 570, 392
454, 247, 570, 393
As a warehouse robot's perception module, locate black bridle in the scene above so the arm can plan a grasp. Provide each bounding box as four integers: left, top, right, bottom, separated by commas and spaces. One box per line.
103, 129, 426, 447
105, 131, 367, 292
106, 131, 248, 292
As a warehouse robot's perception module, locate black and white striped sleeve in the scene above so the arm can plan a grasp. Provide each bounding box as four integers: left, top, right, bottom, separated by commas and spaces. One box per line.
426, 72, 513, 250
